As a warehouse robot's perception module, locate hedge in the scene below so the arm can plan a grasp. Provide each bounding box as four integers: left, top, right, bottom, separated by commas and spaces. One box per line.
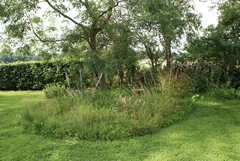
0, 60, 84, 90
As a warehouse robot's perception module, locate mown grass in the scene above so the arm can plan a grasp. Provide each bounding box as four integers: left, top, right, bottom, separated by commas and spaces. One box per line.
1, 91, 240, 160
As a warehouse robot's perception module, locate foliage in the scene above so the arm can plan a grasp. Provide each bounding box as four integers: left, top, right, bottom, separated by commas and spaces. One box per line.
183, 63, 225, 93
0, 59, 84, 90
43, 83, 69, 99
186, 26, 240, 70
185, 0, 240, 89
104, 22, 138, 84
129, 0, 202, 69
0, 0, 134, 89
206, 87, 239, 100
0, 54, 43, 64
134, 31, 164, 73
184, 0, 240, 92
218, 0, 240, 42
0, 0, 204, 88
22, 72, 192, 141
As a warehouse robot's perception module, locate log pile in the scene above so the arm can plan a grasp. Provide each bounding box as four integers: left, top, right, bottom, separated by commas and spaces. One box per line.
172, 61, 217, 79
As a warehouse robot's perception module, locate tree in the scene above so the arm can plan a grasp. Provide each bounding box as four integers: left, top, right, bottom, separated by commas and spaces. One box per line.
217, 0, 240, 75
0, 0, 127, 89
135, 31, 163, 73
185, 0, 240, 76
97, 17, 137, 86
128, 0, 201, 69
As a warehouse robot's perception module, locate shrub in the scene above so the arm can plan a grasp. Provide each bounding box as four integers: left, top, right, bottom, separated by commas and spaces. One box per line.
184, 63, 225, 93
207, 87, 239, 100
43, 83, 69, 99
0, 59, 84, 90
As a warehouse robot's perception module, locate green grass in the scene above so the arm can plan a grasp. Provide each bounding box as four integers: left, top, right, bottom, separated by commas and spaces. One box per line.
30, 73, 193, 141
1, 91, 240, 160
23, 86, 189, 140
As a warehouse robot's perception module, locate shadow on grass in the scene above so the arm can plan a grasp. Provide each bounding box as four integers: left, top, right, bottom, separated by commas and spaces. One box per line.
125, 99, 240, 160
65, 99, 240, 160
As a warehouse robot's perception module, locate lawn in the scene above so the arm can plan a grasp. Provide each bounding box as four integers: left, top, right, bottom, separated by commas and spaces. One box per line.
0, 91, 240, 160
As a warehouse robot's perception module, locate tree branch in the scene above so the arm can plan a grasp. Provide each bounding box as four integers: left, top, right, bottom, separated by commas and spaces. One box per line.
28, 15, 62, 43
79, 0, 86, 6
32, 30, 62, 43
79, 0, 96, 22
44, 0, 87, 33
99, 1, 124, 18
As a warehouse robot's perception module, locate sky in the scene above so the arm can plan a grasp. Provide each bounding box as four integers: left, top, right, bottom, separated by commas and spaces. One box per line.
193, 0, 220, 28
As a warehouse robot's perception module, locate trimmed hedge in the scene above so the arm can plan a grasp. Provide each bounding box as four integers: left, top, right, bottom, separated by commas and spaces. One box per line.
0, 60, 84, 90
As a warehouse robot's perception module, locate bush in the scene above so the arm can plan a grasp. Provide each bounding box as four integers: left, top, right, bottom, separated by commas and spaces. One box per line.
0, 59, 84, 90
43, 83, 69, 99
207, 87, 239, 100
21, 72, 193, 141
183, 63, 240, 94
184, 63, 225, 93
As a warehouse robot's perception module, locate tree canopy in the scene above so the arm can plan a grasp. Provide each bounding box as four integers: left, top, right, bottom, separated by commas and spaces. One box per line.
129, 0, 201, 69
1, 0, 205, 87
185, 0, 240, 73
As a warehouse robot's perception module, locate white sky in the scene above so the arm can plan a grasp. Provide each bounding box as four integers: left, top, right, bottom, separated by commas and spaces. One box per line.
193, 0, 219, 28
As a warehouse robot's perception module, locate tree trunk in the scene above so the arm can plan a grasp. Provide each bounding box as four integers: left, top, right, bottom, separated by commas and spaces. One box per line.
99, 74, 107, 90
89, 28, 100, 51
89, 27, 108, 89
147, 50, 157, 73
118, 70, 124, 86
166, 47, 171, 69
226, 64, 231, 76
150, 58, 157, 73
144, 45, 157, 73
226, 56, 233, 77
99, 74, 107, 89
131, 64, 135, 84
163, 35, 171, 70
110, 79, 113, 87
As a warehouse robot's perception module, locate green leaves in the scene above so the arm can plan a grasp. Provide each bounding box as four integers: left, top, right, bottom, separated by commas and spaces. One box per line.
217, 0, 240, 41
0, 60, 84, 90
128, 0, 201, 68
31, 16, 42, 24
185, 0, 240, 69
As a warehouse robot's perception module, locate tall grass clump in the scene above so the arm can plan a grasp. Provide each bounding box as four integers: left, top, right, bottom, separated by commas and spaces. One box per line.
21, 71, 193, 140
43, 83, 69, 99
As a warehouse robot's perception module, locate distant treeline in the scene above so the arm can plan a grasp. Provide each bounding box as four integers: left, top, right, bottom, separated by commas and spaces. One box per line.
0, 54, 43, 64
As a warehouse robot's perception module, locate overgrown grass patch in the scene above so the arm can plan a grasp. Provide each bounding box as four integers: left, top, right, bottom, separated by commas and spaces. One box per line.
22, 73, 192, 140
1, 91, 240, 160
